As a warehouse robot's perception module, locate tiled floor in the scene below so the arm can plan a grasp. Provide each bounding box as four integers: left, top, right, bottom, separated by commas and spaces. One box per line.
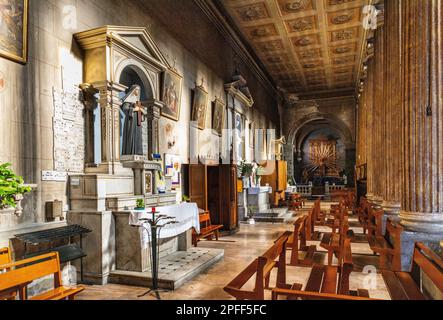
77, 202, 391, 300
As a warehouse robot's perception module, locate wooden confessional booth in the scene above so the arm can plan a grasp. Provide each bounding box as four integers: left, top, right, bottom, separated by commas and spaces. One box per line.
183, 164, 239, 234
261, 160, 288, 207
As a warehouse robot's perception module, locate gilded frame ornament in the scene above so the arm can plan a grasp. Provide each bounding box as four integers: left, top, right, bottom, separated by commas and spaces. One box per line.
0, 0, 29, 64
161, 68, 183, 121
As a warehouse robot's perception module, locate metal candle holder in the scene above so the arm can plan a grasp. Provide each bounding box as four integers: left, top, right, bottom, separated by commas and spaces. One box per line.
137, 208, 178, 300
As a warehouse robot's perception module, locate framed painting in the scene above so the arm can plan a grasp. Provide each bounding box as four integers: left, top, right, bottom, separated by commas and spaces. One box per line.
164, 154, 181, 189
212, 98, 225, 136
161, 69, 183, 121
0, 0, 28, 64
191, 85, 208, 130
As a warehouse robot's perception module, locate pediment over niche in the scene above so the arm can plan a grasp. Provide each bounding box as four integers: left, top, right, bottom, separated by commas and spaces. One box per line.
225, 75, 254, 108
75, 25, 170, 72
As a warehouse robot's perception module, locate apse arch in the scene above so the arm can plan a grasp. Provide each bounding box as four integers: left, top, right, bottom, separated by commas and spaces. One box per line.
288, 112, 354, 150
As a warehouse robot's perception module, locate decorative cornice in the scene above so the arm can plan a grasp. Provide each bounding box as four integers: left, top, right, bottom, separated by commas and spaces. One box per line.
194, 0, 278, 96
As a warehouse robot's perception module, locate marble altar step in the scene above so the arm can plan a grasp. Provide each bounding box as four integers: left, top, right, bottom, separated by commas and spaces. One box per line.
108, 248, 224, 290
252, 208, 291, 223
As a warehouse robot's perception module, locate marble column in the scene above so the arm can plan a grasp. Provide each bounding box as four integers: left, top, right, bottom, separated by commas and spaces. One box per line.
365, 58, 375, 203
399, 0, 443, 235
371, 20, 385, 209
382, 0, 402, 219
144, 99, 164, 160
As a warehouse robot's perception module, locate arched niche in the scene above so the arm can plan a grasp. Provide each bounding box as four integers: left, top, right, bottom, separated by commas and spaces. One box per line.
75, 26, 169, 173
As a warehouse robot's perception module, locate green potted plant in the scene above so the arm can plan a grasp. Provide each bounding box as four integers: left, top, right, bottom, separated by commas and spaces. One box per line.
247, 205, 258, 225
135, 198, 146, 211
182, 195, 191, 203
0, 163, 31, 216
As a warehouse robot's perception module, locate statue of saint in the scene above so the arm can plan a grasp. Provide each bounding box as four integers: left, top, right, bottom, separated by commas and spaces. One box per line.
121, 85, 146, 156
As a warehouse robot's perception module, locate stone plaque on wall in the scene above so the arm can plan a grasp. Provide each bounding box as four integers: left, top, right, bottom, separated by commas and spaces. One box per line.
52, 87, 85, 173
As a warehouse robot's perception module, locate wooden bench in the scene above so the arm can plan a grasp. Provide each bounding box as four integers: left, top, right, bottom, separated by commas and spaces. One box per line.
356, 197, 370, 235
287, 216, 316, 267
0, 247, 11, 266
0, 252, 85, 300
382, 243, 443, 300
0, 247, 18, 300
370, 218, 403, 271
272, 236, 371, 300
320, 209, 349, 266
224, 232, 293, 300
192, 211, 224, 247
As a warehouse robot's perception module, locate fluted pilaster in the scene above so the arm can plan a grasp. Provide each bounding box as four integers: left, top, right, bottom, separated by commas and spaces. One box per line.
399, 0, 443, 234
382, 0, 402, 217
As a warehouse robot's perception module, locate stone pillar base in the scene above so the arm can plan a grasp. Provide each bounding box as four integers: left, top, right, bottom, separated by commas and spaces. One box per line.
400, 229, 443, 271
399, 211, 443, 234
381, 200, 401, 235
67, 211, 116, 285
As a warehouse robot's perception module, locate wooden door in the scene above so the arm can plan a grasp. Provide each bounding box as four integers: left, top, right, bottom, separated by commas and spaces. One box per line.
189, 164, 207, 211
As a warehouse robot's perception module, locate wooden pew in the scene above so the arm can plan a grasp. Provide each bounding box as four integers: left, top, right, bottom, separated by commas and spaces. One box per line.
320, 209, 349, 266
0, 252, 85, 300
224, 232, 293, 300
0, 247, 18, 300
371, 218, 404, 271
272, 236, 371, 300
382, 243, 443, 300
0, 247, 11, 266
287, 216, 316, 267
356, 197, 370, 235
192, 211, 224, 247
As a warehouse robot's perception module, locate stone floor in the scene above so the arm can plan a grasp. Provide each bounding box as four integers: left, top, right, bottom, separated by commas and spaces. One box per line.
77, 202, 391, 300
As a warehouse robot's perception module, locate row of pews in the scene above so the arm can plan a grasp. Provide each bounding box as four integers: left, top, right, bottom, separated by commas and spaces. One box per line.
0, 247, 85, 300
224, 195, 443, 300
356, 197, 443, 300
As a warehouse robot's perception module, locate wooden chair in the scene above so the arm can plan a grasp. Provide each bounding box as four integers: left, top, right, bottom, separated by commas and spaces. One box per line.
224, 232, 293, 300
286, 216, 316, 267
0, 252, 85, 300
272, 236, 371, 300
382, 243, 443, 300
192, 211, 224, 247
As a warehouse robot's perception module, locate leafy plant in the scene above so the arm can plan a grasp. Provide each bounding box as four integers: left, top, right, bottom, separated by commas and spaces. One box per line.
238, 161, 254, 178
0, 163, 31, 209
136, 198, 145, 209
247, 205, 259, 219
182, 195, 190, 203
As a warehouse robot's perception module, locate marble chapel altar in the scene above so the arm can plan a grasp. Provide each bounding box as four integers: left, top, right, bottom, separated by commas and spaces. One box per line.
67, 26, 223, 288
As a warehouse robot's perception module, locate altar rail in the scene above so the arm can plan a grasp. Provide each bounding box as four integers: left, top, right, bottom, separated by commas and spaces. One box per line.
293, 185, 346, 197
327, 184, 346, 194
296, 185, 312, 197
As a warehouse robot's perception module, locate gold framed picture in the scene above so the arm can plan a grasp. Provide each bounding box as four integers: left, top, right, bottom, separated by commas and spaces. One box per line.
191, 85, 208, 130
212, 98, 225, 136
161, 69, 183, 121
0, 0, 29, 64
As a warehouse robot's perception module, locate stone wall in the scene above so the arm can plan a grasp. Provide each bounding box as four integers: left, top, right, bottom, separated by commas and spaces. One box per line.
0, 0, 279, 244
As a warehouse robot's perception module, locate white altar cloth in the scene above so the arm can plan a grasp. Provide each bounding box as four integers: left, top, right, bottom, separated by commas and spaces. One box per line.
129, 203, 200, 248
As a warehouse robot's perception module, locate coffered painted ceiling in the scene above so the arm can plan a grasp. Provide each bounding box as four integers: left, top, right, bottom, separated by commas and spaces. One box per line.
218, 0, 372, 97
